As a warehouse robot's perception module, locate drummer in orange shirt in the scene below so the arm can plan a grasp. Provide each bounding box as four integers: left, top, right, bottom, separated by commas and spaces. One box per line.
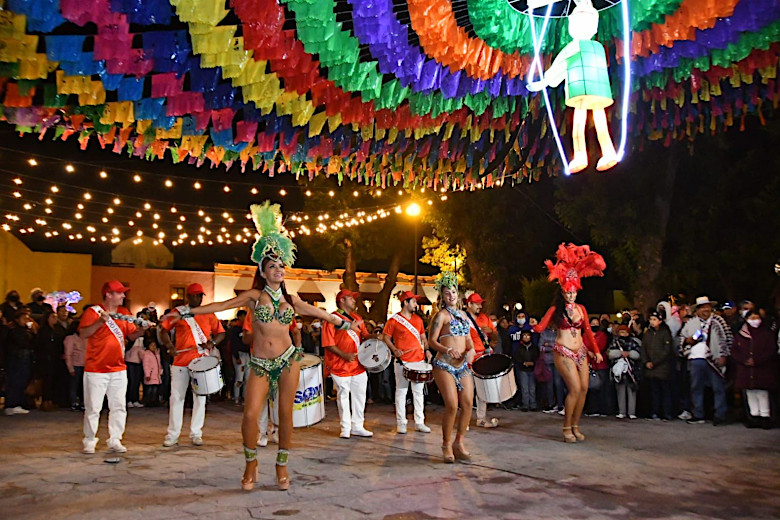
78, 280, 150, 454
322, 290, 373, 439
159, 283, 225, 447
465, 293, 500, 428
382, 291, 431, 434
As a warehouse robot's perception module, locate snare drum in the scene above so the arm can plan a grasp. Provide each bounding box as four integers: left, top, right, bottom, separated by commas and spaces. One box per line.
358, 338, 392, 373
402, 361, 434, 383
471, 354, 517, 404
271, 354, 325, 428
188, 356, 224, 396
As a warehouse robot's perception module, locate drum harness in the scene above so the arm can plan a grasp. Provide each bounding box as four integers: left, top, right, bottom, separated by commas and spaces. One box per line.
466, 311, 493, 355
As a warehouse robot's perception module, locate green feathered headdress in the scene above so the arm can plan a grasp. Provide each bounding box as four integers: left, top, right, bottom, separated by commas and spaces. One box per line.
434, 271, 458, 292
250, 201, 297, 267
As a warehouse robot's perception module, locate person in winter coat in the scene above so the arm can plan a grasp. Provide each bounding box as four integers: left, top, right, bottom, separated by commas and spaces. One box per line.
731, 310, 778, 428
641, 310, 674, 420
586, 318, 610, 416
35, 311, 68, 410
142, 336, 163, 407
608, 325, 641, 419
4, 309, 36, 415
513, 330, 540, 411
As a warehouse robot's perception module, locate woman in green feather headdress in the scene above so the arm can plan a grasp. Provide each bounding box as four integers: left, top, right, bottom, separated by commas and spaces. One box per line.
162, 201, 358, 491
427, 271, 476, 463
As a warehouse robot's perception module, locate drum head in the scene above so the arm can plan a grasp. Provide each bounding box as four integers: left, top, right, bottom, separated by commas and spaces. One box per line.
404, 362, 432, 371
358, 339, 388, 363
472, 354, 512, 377
300, 354, 321, 370
188, 356, 219, 371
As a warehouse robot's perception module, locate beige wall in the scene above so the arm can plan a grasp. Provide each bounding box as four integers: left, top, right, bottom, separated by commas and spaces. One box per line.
0, 230, 92, 305
90, 266, 215, 316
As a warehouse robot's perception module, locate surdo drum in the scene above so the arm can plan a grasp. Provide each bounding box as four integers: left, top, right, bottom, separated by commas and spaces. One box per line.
471, 354, 517, 404
357, 338, 392, 373
270, 354, 325, 428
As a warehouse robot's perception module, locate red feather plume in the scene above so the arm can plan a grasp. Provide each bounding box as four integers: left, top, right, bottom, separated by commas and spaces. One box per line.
544, 243, 606, 291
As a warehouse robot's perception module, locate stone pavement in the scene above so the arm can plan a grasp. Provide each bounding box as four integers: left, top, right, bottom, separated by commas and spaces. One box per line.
1, 400, 779, 520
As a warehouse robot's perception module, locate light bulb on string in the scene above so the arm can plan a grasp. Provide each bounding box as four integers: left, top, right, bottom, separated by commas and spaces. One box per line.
28, 158, 38, 166
65, 164, 75, 173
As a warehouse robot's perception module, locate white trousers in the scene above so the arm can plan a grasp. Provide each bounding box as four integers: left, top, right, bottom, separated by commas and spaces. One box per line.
331, 372, 368, 432
258, 399, 274, 434
746, 389, 771, 417
393, 363, 425, 425
233, 351, 249, 401
476, 396, 487, 421
167, 365, 206, 440
83, 370, 127, 448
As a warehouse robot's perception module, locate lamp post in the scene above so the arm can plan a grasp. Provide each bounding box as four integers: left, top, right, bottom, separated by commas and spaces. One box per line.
406, 202, 422, 294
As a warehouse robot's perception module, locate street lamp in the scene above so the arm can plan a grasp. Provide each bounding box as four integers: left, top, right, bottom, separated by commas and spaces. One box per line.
406, 203, 422, 294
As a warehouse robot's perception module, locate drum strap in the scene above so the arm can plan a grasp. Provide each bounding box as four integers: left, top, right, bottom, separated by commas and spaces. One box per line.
466, 312, 490, 350
91, 305, 125, 346
390, 313, 423, 349
176, 306, 208, 348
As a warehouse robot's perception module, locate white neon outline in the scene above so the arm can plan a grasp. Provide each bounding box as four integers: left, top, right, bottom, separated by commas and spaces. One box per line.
527, 3, 571, 175
525, 0, 632, 174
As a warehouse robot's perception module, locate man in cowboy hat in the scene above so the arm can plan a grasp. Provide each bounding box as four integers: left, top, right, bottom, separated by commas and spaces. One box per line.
679, 296, 733, 425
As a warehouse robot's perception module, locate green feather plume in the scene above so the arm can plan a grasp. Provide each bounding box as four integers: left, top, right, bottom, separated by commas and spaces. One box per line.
250, 201, 297, 267
434, 271, 458, 292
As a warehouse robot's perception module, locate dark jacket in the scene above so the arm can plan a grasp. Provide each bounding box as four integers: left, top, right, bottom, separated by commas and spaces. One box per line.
640, 325, 674, 380
5, 326, 35, 360
513, 341, 539, 371
731, 324, 779, 391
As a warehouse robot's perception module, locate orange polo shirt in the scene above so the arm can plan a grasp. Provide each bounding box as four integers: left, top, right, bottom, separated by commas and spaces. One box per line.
79, 305, 136, 373
161, 313, 224, 367
322, 311, 368, 377
469, 312, 496, 355
383, 313, 425, 363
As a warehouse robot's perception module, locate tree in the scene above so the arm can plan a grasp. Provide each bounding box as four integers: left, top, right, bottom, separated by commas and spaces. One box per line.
420, 231, 466, 284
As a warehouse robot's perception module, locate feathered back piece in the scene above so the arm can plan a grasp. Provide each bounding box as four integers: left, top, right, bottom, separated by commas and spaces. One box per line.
434, 271, 458, 292
250, 201, 297, 267
544, 243, 606, 292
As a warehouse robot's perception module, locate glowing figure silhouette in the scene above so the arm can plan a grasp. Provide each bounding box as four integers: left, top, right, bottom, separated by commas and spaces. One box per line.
527, 0, 619, 173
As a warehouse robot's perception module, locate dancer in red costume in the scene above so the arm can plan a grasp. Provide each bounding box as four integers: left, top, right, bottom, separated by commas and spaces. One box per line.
534, 244, 606, 443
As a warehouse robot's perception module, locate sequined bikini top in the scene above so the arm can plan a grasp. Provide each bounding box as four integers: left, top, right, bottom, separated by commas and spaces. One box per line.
444, 307, 470, 337
254, 286, 295, 326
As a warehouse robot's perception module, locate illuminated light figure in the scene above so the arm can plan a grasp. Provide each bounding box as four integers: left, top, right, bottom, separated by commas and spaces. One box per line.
527, 0, 619, 173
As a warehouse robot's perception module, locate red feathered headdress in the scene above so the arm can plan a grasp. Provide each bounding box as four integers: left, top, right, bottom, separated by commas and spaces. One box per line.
544, 243, 606, 292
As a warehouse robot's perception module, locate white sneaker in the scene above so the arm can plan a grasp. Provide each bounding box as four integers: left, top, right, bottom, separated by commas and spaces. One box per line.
126, 402, 135, 408
629, 415, 637, 420
616, 414, 625, 419
163, 437, 178, 447
107, 440, 127, 453
415, 423, 431, 433
133, 402, 144, 408
351, 427, 373, 437
557, 408, 565, 416
4, 406, 29, 415
191, 436, 203, 446
396, 423, 407, 434
257, 435, 268, 447
339, 430, 351, 439
82, 439, 98, 454
678, 410, 692, 421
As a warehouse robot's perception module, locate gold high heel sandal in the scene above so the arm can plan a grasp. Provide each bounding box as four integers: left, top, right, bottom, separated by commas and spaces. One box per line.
441, 445, 455, 463
242, 446, 259, 491
276, 450, 291, 491
453, 443, 472, 462
562, 426, 577, 443
572, 425, 586, 441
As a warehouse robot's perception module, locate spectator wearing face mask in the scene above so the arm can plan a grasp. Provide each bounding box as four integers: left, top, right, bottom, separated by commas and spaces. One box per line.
513, 330, 539, 411
732, 310, 777, 429
496, 317, 511, 357
26, 288, 53, 324
641, 311, 674, 420
507, 312, 532, 410
1, 290, 23, 324
585, 318, 610, 417
608, 325, 642, 419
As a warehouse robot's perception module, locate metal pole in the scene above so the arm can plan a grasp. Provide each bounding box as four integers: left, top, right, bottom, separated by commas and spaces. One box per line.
413, 221, 418, 294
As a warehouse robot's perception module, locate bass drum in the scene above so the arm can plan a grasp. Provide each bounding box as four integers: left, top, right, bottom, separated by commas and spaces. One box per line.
471, 354, 517, 404
270, 354, 325, 428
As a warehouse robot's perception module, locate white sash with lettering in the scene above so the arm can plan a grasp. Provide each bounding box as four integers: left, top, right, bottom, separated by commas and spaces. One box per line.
91, 305, 124, 347
176, 305, 208, 349
346, 329, 361, 350
390, 313, 423, 349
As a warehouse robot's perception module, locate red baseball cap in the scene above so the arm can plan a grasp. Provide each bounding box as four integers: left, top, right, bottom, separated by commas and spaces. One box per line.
398, 290, 422, 303
187, 283, 205, 295
102, 280, 130, 297
336, 289, 360, 302
466, 293, 485, 304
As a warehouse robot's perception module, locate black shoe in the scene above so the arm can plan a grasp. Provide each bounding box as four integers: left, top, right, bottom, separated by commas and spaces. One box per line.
687, 418, 706, 424
761, 417, 773, 430
712, 418, 729, 426
70, 405, 80, 412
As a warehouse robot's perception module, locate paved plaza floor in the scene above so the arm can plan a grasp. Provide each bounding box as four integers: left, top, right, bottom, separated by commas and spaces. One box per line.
1, 400, 779, 520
